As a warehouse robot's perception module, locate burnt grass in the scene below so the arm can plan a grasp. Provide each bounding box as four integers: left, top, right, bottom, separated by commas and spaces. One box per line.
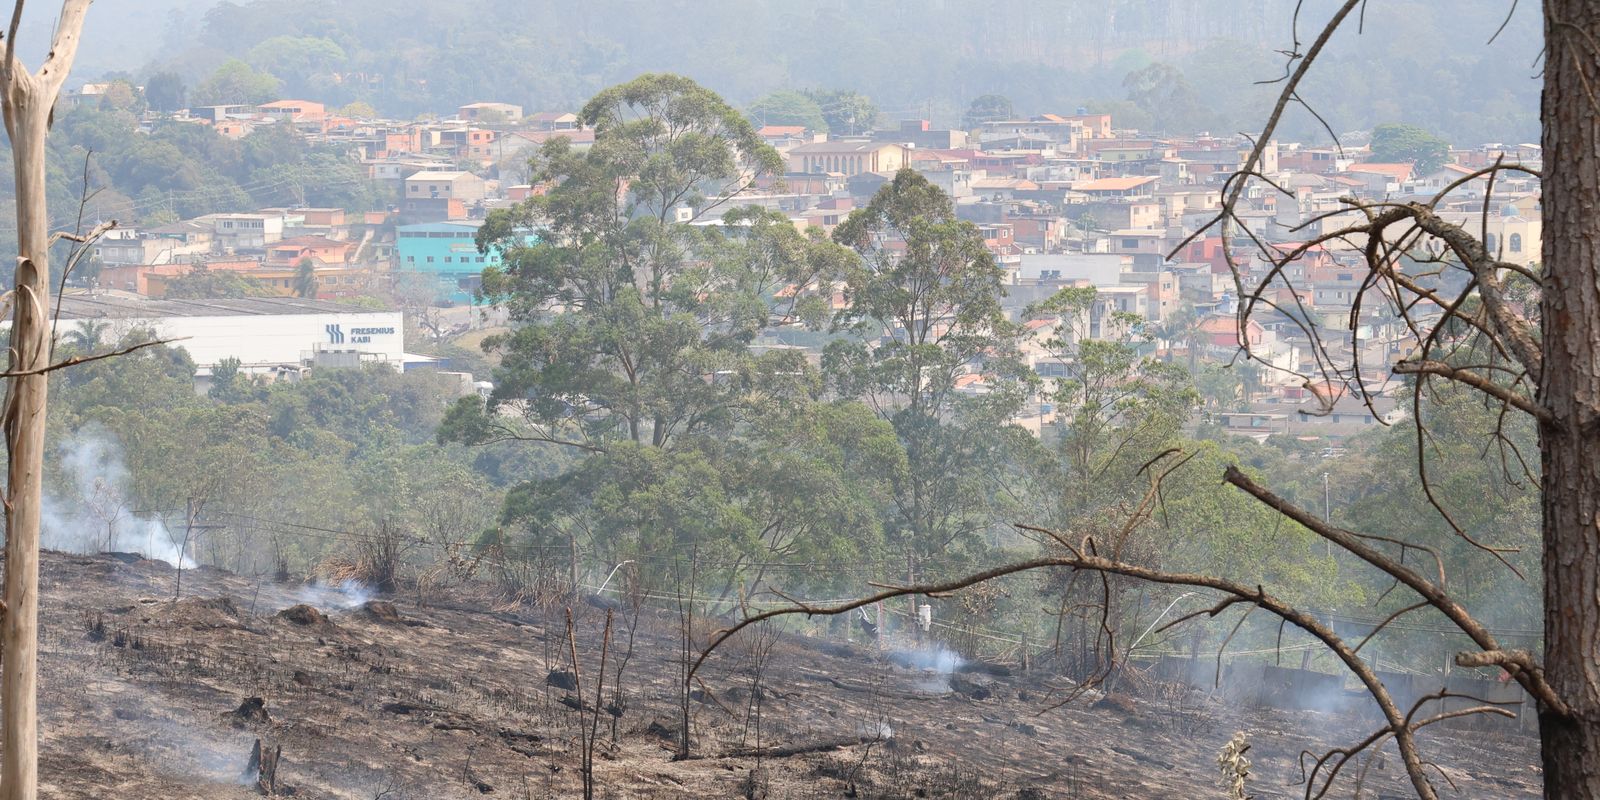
34, 552, 1541, 799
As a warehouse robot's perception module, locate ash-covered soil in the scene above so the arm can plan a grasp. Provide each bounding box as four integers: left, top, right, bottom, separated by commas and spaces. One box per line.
31, 552, 1541, 799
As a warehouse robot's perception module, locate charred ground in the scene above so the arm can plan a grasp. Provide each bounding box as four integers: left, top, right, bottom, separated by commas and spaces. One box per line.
33, 552, 1540, 799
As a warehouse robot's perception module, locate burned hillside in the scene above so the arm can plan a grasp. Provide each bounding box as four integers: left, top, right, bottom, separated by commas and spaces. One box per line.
32, 552, 1541, 799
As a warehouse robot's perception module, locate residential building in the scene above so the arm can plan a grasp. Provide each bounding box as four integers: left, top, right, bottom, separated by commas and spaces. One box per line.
788, 141, 910, 176
395, 220, 534, 302
458, 102, 524, 121
1070, 176, 1159, 201
874, 120, 968, 150
527, 111, 579, 131
266, 235, 354, 266
401, 170, 488, 223
256, 100, 326, 125
208, 212, 290, 251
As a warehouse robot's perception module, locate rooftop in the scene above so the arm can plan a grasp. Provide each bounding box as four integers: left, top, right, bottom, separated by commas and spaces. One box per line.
52, 294, 390, 321
789, 140, 903, 155
405, 170, 475, 181
1073, 176, 1159, 192
1347, 162, 1414, 179
270, 235, 351, 248
758, 125, 808, 137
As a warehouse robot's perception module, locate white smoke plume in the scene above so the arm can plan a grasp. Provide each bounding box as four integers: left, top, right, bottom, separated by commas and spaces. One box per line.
892, 644, 965, 693
292, 579, 374, 610
43, 428, 192, 567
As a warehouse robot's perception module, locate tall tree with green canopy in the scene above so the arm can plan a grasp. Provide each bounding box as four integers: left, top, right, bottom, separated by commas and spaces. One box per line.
467, 74, 825, 450
245, 34, 346, 93
1369, 122, 1450, 173
455, 75, 859, 592
143, 71, 186, 113
1123, 62, 1202, 133
824, 167, 1030, 573
192, 59, 282, 106
961, 94, 1014, 128
804, 89, 878, 136
1026, 285, 1197, 516
745, 89, 826, 132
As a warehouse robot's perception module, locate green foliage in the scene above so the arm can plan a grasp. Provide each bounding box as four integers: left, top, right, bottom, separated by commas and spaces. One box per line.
294, 258, 318, 298
1027, 286, 1199, 515
804, 89, 878, 136
100, 80, 147, 115
464, 77, 899, 594
961, 94, 1013, 128
208, 356, 268, 404
1369, 122, 1451, 173
828, 168, 1022, 420
1335, 382, 1541, 626
1123, 62, 1206, 134
474, 75, 806, 450
825, 168, 1033, 566
161, 265, 274, 299
192, 59, 283, 106
746, 90, 826, 132
245, 35, 346, 93
143, 71, 186, 113
49, 339, 505, 578
21, 106, 387, 243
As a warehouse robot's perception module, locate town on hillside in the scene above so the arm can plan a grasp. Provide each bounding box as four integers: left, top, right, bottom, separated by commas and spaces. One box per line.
66, 85, 1539, 446
0, 1, 1578, 797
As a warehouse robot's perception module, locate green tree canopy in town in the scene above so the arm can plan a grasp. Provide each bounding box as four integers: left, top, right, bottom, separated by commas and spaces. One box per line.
745, 89, 826, 132
143, 70, 185, 113
962, 93, 1014, 128
191, 59, 282, 106
1368, 122, 1451, 173
804, 89, 879, 136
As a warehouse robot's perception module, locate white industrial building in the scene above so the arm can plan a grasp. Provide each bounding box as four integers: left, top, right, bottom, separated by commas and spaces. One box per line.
50, 294, 416, 377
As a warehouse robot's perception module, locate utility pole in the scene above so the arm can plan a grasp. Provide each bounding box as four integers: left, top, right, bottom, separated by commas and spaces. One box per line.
1322, 472, 1332, 558
174, 498, 223, 601
907, 551, 920, 647
174, 499, 195, 601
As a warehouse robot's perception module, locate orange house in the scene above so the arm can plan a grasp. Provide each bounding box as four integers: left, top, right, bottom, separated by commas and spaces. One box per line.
266, 235, 353, 266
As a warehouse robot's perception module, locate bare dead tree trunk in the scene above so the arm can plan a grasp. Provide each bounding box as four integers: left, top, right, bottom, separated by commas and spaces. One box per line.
0, 5, 92, 798
1538, 3, 1600, 795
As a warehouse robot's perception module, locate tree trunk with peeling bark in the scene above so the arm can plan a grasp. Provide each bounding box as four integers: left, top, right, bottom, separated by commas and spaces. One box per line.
1539, 2, 1600, 796
0, 3, 93, 799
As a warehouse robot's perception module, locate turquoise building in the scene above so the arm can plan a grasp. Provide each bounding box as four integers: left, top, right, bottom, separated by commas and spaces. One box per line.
395, 221, 534, 304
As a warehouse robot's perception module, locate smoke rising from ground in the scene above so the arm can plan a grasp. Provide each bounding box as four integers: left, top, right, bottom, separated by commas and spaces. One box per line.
44, 429, 191, 567
292, 579, 374, 610
891, 644, 964, 694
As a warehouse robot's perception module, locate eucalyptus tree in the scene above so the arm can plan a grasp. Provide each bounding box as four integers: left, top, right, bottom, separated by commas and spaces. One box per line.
473, 74, 819, 451
823, 168, 1032, 575
1026, 285, 1196, 516
460, 75, 872, 590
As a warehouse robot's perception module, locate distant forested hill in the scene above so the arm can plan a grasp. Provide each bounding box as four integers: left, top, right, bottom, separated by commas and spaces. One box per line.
64, 0, 1541, 144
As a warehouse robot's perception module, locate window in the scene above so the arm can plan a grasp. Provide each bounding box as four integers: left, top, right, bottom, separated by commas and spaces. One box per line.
1510, 233, 1523, 253
444, 256, 452, 263
477, 256, 486, 263
1485, 233, 1498, 252
406, 256, 414, 263
1122, 239, 1141, 249
426, 256, 434, 263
